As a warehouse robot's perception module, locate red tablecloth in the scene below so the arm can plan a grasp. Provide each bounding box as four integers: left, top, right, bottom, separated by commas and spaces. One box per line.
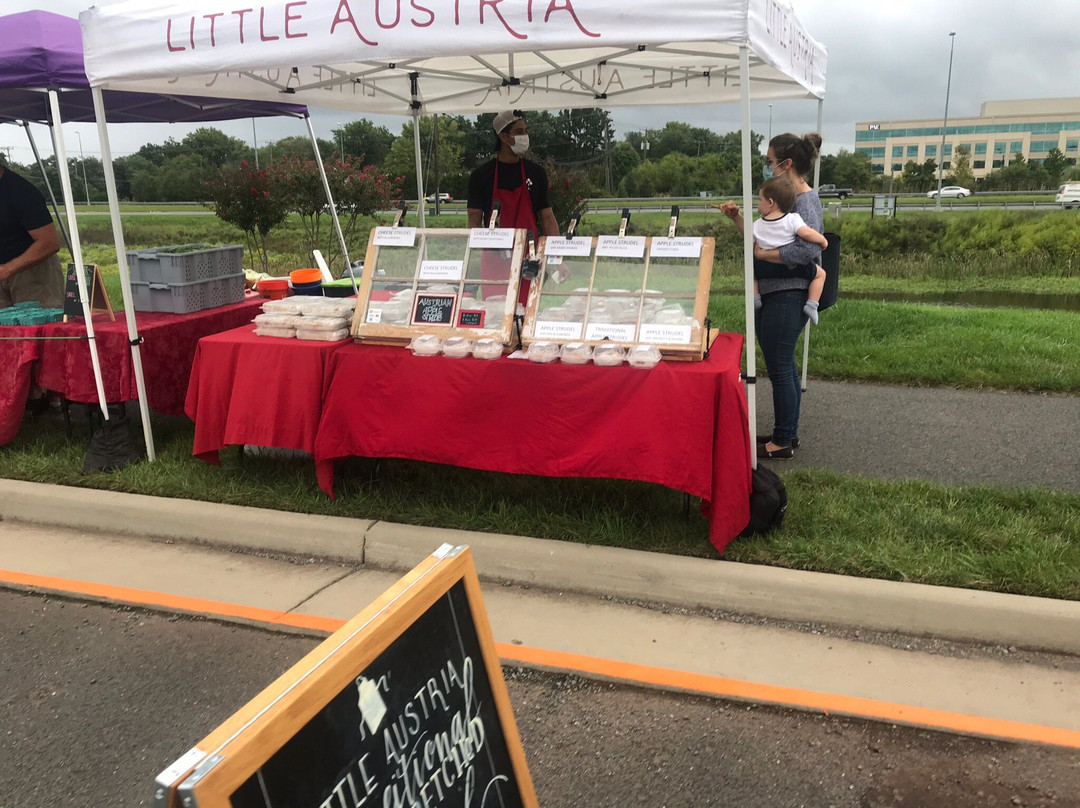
185, 324, 351, 464
0, 296, 262, 445
313, 334, 752, 554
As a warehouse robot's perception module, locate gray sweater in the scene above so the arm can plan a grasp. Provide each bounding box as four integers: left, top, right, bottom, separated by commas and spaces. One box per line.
757, 190, 823, 296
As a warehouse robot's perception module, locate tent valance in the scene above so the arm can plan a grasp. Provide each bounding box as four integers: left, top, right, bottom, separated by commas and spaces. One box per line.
81, 0, 826, 115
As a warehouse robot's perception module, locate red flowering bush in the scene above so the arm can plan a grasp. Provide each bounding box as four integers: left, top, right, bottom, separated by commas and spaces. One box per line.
542, 160, 593, 232
204, 161, 289, 273
268, 155, 402, 273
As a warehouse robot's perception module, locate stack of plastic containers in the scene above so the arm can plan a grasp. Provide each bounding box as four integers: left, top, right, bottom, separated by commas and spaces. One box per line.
254, 297, 354, 340
127, 244, 246, 313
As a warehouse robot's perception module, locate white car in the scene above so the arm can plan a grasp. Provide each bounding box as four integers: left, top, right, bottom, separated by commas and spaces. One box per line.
1056, 182, 1080, 209
927, 185, 971, 199
425, 192, 453, 203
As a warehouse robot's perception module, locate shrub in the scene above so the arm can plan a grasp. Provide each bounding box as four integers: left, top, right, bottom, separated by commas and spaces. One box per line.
204, 162, 288, 273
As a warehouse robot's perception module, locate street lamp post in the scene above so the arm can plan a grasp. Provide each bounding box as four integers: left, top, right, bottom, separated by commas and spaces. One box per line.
75, 131, 90, 207
935, 32, 956, 210
337, 124, 345, 162
251, 118, 259, 169
768, 103, 773, 142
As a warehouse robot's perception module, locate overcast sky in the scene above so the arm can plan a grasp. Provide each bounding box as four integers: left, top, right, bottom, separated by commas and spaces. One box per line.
3, 0, 1079, 166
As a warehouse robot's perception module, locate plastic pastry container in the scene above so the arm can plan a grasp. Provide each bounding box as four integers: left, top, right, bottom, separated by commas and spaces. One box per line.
408, 334, 443, 356
441, 337, 474, 358
592, 343, 627, 367
627, 344, 663, 369
253, 313, 295, 327
293, 315, 349, 331
526, 341, 560, 364
560, 342, 592, 365
472, 338, 503, 360
296, 328, 350, 342
254, 326, 296, 338
262, 298, 304, 315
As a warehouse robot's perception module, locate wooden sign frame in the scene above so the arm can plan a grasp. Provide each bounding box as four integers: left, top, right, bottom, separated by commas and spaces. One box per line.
349, 227, 526, 348
63, 262, 115, 322
522, 236, 715, 361
155, 546, 538, 808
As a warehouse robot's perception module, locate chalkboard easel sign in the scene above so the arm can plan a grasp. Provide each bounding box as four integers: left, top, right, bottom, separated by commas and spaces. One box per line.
157, 546, 538, 808
411, 292, 456, 327
63, 263, 114, 322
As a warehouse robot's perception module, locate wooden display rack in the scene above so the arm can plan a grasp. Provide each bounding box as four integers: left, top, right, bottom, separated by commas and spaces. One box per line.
522, 234, 715, 361
349, 226, 528, 349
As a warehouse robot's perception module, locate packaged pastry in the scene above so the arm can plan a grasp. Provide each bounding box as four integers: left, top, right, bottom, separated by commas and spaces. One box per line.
254, 326, 296, 338
472, 338, 503, 360
441, 337, 474, 358
295, 328, 350, 342
559, 342, 592, 365
408, 334, 443, 356
526, 341, 560, 364
592, 343, 627, 367
627, 344, 662, 369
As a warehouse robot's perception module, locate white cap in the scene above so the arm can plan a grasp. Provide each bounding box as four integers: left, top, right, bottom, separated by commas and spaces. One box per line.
492, 110, 522, 134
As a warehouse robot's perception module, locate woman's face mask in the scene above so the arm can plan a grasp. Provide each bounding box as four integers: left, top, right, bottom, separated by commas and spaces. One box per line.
763, 156, 788, 180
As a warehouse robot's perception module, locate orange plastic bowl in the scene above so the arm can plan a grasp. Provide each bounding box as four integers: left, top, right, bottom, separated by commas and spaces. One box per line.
290, 268, 323, 285
257, 277, 290, 298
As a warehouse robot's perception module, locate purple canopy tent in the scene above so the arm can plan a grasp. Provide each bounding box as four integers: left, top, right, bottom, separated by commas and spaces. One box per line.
0, 10, 323, 461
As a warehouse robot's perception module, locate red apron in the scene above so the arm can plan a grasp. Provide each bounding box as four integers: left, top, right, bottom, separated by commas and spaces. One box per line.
480, 159, 536, 307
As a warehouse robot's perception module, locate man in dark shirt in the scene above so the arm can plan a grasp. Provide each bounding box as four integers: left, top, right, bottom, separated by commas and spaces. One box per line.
467, 110, 560, 239
0, 164, 63, 309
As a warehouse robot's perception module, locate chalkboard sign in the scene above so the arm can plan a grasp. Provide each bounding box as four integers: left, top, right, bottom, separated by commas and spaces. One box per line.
165, 546, 537, 808
458, 309, 485, 328
63, 263, 114, 321
412, 293, 456, 326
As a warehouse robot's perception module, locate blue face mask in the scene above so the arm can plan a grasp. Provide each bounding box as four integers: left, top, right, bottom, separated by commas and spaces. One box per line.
761, 164, 774, 180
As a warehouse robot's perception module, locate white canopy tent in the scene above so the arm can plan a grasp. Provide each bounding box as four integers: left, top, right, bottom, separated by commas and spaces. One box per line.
81, 0, 828, 467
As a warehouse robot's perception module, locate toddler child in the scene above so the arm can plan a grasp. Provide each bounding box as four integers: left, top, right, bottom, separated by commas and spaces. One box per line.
752, 177, 828, 324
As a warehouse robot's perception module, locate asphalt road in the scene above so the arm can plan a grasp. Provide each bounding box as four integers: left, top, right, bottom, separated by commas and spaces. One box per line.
4, 590, 1080, 808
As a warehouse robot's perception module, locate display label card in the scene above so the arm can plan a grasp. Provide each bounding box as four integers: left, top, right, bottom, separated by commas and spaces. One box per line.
412, 293, 456, 325
365, 308, 382, 324
640, 323, 693, 345
650, 237, 702, 258
468, 228, 515, 250
544, 237, 593, 257
418, 260, 464, 281
458, 309, 485, 328
595, 236, 646, 258
585, 323, 637, 342
534, 321, 583, 340
372, 226, 417, 247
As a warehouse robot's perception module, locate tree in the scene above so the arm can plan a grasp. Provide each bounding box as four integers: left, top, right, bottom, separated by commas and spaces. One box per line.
948, 144, 975, 188
819, 149, 874, 191
204, 162, 289, 273
262, 135, 335, 162
609, 142, 641, 189
333, 119, 395, 165
900, 158, 937, 192
384, 117, 464, 196
1042, 148, 1070, 184
180, 128, 250, 167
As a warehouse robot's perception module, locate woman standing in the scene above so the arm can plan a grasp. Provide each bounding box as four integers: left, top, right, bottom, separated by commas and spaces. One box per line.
720, 132, 824, 460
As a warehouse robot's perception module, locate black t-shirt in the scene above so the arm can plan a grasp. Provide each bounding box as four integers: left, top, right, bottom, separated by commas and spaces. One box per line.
467, 157, 552, 230
0, 169, 53, 264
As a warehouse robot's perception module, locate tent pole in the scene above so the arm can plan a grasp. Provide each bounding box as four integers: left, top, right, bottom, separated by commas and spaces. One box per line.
412, 112, 425, 228
303, 114, 352, 289
91, 86, 155, 460
739, 47, 757, 469
801, 98, 825, 393
23, 121, 72, 256
813, 98, 823, 189
47, 90, 109, 422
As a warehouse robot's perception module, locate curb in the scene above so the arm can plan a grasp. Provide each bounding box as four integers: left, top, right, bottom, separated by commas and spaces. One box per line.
3, 479, 1080, 656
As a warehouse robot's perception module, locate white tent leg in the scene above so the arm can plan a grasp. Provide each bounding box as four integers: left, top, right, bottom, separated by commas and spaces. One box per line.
800, 325, 810, 392
412, 110, 426, 228
47, 91, 109, 422
91, 87, 154, 460
813, 99, 824, 189
23, 121, 72, 256
303, 114, 353, 290
739, 47, 757, 469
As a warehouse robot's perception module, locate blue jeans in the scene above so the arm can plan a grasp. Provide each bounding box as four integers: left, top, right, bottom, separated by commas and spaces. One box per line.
756, 289, 808, 446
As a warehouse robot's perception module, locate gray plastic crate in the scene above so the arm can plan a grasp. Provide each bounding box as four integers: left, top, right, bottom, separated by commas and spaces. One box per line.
131, 272, 246, 314
126, 244, 244, 284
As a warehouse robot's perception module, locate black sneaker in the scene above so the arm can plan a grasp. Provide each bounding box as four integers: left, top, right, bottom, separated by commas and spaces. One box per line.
757, 434, 800, 449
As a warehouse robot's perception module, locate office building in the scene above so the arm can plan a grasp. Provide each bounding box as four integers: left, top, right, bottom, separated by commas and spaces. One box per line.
855, 97, 1080, 177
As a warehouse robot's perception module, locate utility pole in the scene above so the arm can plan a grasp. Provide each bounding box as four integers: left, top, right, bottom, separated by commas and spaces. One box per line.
935, 32, 956, 210
433, 114, 440, 215
75, 131, 90, 206
604, 127, 612, 193
251, 118, 259, 169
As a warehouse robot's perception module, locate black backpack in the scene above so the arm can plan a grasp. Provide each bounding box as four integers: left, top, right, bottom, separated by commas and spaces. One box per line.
739, 465, 788, 536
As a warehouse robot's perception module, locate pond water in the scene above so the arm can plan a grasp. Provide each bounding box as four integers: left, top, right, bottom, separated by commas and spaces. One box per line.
842, 289, 1080, 312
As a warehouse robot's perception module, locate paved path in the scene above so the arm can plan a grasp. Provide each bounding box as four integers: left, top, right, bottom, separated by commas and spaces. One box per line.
757, 378, 1080, 492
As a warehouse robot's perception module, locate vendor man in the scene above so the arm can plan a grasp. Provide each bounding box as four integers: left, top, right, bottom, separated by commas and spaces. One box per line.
467, 110, 562, 305
0, 164, 63, 310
